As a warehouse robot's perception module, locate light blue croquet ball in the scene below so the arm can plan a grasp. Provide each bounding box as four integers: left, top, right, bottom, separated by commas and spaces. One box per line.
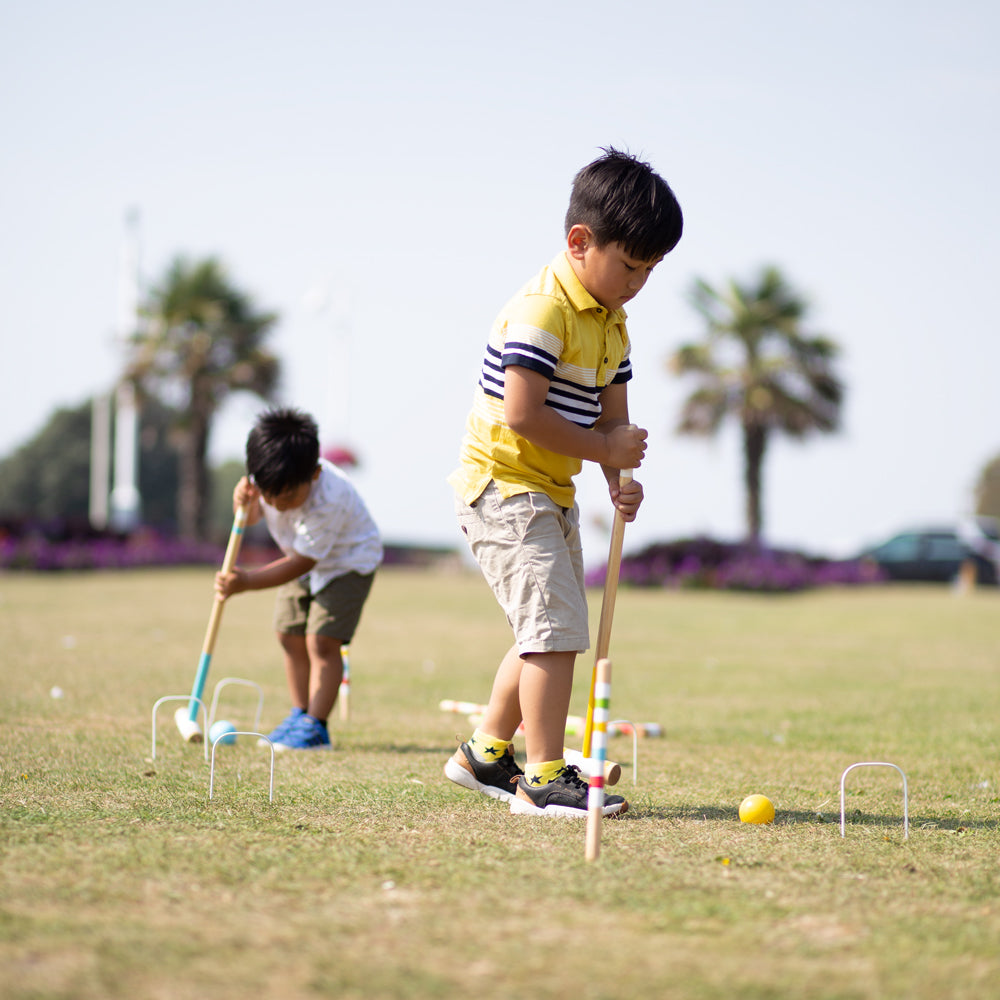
209, 720, 237, 745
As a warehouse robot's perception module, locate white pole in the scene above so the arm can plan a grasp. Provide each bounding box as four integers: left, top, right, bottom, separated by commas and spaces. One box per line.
109, 208, 142, 531
89, 391, 111, 529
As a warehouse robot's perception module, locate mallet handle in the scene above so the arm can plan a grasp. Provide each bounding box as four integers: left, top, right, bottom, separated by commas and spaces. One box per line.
583, 469, 631, 758
183, 505, 249, 729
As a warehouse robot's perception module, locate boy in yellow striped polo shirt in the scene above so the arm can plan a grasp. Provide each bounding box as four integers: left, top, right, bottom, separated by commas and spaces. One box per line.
446, 147, 683, 817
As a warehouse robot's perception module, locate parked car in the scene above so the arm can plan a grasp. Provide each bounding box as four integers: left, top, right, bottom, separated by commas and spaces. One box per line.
860, 525, 998, 585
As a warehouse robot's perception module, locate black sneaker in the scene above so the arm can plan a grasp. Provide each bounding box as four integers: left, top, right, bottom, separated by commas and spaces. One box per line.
510, 764, 629, 818
444, 741, 524, 803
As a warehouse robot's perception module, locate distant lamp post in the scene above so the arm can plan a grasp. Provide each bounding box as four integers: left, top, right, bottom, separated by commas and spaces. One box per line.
109, 208, 142, 531
89, 392, 112, 530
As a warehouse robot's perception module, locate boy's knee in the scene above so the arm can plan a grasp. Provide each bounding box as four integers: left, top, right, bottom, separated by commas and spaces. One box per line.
307, 633, 343, 661
278, 631, 307, 652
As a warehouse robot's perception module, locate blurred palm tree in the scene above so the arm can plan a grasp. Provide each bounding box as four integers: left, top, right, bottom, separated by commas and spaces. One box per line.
668, 266, 844, 545
974, 454, 1000, 521
130, 257, 280, 541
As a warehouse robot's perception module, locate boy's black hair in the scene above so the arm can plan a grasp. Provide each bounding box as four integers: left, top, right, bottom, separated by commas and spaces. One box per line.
245, 407, 320, 496
565, 147, 683, 262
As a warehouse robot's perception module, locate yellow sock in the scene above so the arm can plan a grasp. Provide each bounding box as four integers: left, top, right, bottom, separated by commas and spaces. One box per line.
524, 758, 566, 787
468, 729, 511, 763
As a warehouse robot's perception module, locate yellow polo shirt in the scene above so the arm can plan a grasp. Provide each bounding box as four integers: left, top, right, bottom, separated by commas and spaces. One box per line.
449, 252, 631, 509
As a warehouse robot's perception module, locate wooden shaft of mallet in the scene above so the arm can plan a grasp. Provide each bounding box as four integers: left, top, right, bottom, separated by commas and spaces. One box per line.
175, 504, 249, 741
585, 657, 613, 861
582, 469, 632, 758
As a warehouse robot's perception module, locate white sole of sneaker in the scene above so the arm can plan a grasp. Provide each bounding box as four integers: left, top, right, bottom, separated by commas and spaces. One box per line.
444, 757, 516, 802
509, 798, 628, 818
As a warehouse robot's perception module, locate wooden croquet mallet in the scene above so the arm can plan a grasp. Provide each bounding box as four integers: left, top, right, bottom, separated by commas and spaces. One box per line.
174, 504, 249, 742
582, 469, 631, 759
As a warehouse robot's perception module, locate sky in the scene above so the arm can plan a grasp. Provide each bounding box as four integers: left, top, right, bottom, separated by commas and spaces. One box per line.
2, 1, 998, 563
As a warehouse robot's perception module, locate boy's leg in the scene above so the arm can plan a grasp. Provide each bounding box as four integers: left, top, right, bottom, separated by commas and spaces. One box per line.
446, 647, 526, 802
274, 580, 312, 712
511, 646, 628, 817
449, 486, 625, 812
276, 570, 372, 746
480, 645, 575, 761
256, 631, 311, 746
478, 644, 525, 740
517, 650, 575, 765
271, 630, 335, 751
278, 631, 310, 709
305, 634, 344, 721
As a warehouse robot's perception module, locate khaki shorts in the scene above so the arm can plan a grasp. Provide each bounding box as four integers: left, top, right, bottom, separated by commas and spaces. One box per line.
273, 571, 375, 642
455, 482, 589, 654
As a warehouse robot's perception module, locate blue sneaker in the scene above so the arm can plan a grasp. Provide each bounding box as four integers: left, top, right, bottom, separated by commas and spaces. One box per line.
257, 707, 305, 747
274, 713, 331, 751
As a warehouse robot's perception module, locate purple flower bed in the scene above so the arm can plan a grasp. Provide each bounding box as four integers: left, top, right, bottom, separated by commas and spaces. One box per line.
586, 536, 885, 593
0, 531, 224, 571
0, 529, 460, 573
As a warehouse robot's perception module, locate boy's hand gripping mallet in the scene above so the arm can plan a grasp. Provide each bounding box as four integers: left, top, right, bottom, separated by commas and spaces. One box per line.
582, 468, 632, 761
174, 504, 249, 742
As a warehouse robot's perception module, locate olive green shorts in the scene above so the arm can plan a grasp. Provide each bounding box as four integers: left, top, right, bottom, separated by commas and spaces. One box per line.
273, 571, 375, 642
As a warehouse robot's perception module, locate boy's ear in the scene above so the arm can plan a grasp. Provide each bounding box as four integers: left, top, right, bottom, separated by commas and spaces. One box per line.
312, 465, 321, 481
566, 224, 593, 261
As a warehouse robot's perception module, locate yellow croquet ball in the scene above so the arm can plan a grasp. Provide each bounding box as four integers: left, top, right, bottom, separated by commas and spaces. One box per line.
739, 794, 775, 824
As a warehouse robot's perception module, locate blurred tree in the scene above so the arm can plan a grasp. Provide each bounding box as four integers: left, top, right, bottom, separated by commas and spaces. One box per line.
0, 398, 180, 530
131, 257, 280, 541
0, 404, 91, 525
137, 396, 184, 532
211, 459, 246, 539
668, 266, 844, 544
974, 454, 1000, 520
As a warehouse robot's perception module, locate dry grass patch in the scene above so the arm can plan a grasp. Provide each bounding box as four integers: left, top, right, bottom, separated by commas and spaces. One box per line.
1, 568, 998, 998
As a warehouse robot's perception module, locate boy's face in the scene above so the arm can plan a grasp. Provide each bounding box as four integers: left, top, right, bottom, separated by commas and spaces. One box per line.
566, 225, 663, 312
261, 467, 320, 511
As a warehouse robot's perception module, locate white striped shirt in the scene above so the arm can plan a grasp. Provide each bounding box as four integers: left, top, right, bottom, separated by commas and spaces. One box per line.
449, 252, 631, 508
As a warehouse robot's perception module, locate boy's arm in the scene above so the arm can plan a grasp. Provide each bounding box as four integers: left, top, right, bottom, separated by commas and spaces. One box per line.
215, 551, 316, 599
504, 366, 647, 471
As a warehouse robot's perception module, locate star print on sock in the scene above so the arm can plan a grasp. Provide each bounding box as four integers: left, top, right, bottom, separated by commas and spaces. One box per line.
529, 774, 543, 785
483, 744, 501, 757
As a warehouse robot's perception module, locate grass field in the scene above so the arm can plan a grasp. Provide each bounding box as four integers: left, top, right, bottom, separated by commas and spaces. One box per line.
2, 566, 999, 999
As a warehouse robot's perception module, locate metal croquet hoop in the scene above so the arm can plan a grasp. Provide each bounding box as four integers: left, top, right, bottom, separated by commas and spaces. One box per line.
152, 695, 209, 761
209, 733, 276, 803
839, 761, 909, 839
208, 677, 265, 731
609, 719, 639, 785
